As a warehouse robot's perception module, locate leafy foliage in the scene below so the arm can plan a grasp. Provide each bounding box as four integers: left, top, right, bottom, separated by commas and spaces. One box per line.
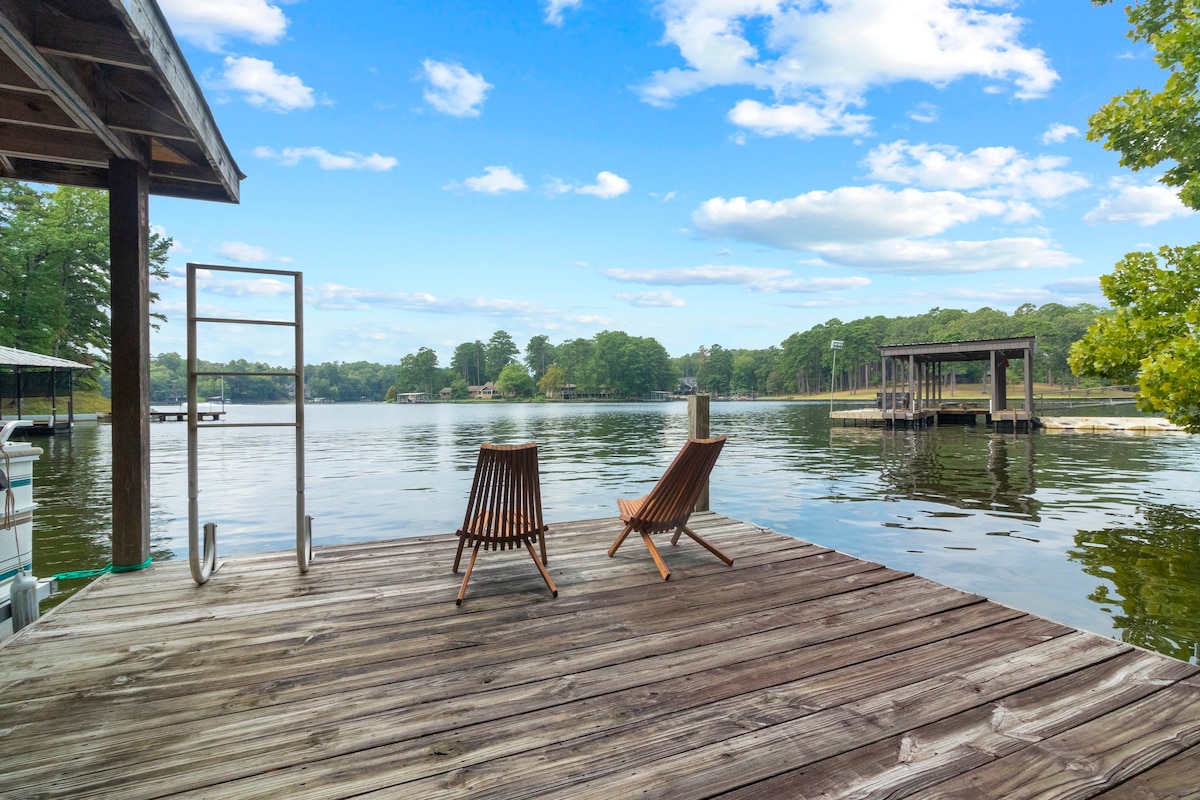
1070, 245, 1200, 429
1089, 0, 1200, 209
0, 180, 171, 373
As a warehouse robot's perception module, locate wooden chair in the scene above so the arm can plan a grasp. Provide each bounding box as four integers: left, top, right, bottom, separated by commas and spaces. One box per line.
608, 435, 730, 580
453, 442, 557, 605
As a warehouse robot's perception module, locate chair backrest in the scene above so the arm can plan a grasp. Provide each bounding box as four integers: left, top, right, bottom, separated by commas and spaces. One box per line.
460, 442, 546, 548
633, 436, 726, 532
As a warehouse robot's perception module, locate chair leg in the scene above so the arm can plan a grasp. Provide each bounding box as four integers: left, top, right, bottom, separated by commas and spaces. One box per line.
456, 542, 482, 605
525, 540, 558, 598
608, 521, 636, 557
640, 532, 671, 581
676, 525, 733, 566
452, 533, 468, 573
539, 531, 549, 566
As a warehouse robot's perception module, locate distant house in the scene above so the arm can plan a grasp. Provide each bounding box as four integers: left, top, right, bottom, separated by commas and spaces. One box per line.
560, 383, 577, 400
468, 381, 497, 399
439, 387, 453, 401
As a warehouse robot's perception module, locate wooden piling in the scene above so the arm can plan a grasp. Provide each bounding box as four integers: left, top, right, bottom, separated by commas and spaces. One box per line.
688, 394, 710, 512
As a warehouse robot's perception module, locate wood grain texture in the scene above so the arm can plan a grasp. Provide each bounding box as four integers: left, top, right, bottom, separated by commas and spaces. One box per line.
0, 514, 1195, 799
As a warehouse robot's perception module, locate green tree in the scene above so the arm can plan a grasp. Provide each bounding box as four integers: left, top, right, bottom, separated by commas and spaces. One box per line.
449, 377, 469, 400
1089, 0, 1200, 210
496, 363, 535, 397
451, 340, 486, 385
0, 180, 171, 368
524, 334, 556, 381
485, 330, 518, 381
538, 363, 566, 398
1070, 245, 1200, 429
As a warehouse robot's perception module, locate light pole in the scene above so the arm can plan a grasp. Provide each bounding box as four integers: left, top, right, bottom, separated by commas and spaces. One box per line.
829, 340, 844, 418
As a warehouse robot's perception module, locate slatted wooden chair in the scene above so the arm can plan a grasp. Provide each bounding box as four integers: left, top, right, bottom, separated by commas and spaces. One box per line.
608, 435, 730, 580
453, 442, 557, 605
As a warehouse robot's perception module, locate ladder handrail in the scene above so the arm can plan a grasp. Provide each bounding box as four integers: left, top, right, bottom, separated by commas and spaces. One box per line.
186, 263, 311, 586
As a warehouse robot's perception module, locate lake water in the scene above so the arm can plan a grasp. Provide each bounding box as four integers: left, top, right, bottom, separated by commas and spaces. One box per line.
22, 400, 1200, 663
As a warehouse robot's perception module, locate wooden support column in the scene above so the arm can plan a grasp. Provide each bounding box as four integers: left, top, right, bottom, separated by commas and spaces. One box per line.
109, 156, 151, 568
1024, 347, 1034, 415
688, 394, 711, 512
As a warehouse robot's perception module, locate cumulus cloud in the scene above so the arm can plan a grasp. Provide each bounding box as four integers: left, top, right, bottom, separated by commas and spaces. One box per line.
222, 56, 316, 112
1041, 123, 1080, 144
603, 265, 870, 293
694, 186, 1009, 249
421, 60, 492, 117
544, 0, 583, 26
727, 99, 871, 138
641, 0, 1057, 138
577, 171, 631, 198
1083, 183, 1194, 226
812, 238, 1079, 274
218, 242, 294, 264
546, 171, 631, 198
863, 141, 1089, 199
159, 0, 287, 51
450, 166, 528, 194
254, 146, 398, 171
692, 185, 1077, 274
615, 291, 687, 308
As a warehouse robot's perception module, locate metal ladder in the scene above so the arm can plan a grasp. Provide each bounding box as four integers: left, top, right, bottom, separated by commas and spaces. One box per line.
186, 263, 311, 585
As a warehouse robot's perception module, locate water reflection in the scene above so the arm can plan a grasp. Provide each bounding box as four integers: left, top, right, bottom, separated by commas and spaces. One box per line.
1070, 504, 1200, 663
15, 401, 1200, 663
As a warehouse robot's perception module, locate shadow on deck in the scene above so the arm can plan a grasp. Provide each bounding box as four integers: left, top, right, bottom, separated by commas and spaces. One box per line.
2, 514, 1199, 798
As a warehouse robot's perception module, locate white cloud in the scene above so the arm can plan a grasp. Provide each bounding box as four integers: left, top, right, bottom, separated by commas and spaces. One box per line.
254, 146, 398, 171
603, 264, 870, 293
864, 141, 1089, 200
421, 60, 492, 117
159, 0, 287, 51
692, 185, 1078, 274
544, 0, 583, 26
1041, 123, 1080, 144
813, 238, 1078, 274
453, 166, 528, 194
222, 56, 315, 112
727, 98, 871, 138
641, 0, 1057, 137
615, 291, 687, 308
1083, 183, 1193, 226
606, 265, 793, 286
907, 102, 938, 124
694, 185, 1008, 249
577, 171, 631, 198
218, 241, 294, 263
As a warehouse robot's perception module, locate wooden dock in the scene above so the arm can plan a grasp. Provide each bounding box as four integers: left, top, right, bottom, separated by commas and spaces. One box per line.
2, 514, 1198, 798
150, 410, 225, 422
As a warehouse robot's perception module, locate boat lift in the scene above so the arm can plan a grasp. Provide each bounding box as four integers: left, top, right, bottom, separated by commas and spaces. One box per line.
186, 264, 311, 585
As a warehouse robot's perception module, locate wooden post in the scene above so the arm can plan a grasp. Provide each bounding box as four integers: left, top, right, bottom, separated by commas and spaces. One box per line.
688, 394, 711, 512
1024, 347, 1034, 417
109, 156, 152, 569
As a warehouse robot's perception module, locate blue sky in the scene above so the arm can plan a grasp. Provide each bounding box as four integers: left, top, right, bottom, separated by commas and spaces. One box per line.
146, 0, 1197, 367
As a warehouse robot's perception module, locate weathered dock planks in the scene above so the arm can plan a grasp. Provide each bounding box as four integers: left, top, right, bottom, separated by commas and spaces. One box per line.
1, 514, 1197, 799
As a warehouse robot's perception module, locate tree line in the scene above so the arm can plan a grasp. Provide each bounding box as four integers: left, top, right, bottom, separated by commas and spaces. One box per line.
147, 302, 1108, 403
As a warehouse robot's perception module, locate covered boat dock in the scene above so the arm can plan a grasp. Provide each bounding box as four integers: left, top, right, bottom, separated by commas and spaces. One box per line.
0, 345, 89, 433
866, 337, 1038, 431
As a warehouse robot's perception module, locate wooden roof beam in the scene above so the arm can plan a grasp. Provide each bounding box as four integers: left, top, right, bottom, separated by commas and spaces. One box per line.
0, 119, 110, 165
121, 0, 242, 199
31, 8, 152, 72
0, 0, 144, 164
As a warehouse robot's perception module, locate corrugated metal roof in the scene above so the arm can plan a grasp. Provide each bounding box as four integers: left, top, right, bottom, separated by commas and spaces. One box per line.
0, 345, 90, 369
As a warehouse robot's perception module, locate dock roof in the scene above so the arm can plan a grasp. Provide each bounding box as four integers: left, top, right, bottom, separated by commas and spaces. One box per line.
0, 344, 89, 369
0, 0, 242, 202
879, 336, 1037, 363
